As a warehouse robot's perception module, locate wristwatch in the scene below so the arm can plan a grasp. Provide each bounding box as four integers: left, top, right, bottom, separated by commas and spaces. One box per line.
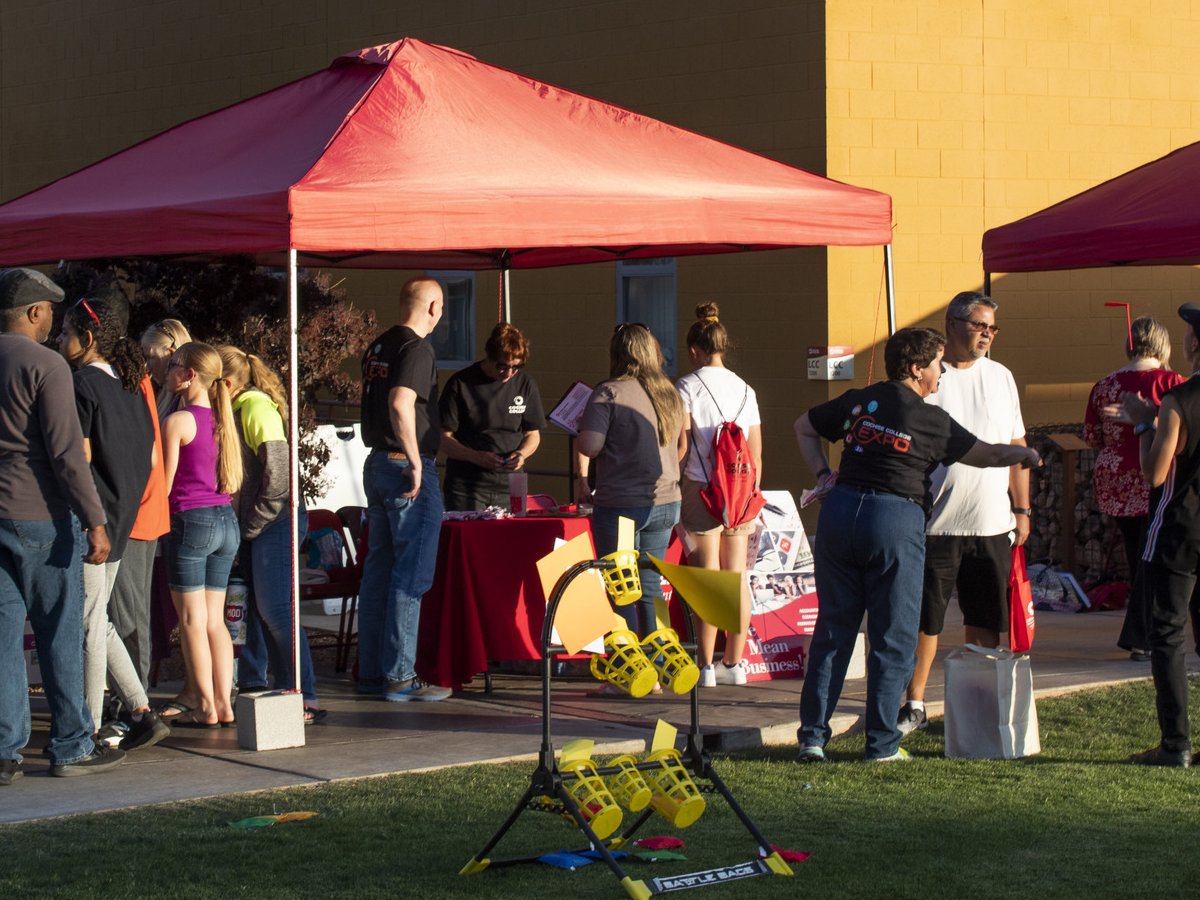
1134, 421, 1156, 437
1012, 507, 1032, 517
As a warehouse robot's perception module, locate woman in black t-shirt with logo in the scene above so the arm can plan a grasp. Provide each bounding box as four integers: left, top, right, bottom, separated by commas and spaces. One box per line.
793, 327, 1041, 763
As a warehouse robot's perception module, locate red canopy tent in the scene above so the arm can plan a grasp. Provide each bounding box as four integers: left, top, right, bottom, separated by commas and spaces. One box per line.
982, 142, 1200, 273
0, 38, 891, 269
0, 37, 893, 707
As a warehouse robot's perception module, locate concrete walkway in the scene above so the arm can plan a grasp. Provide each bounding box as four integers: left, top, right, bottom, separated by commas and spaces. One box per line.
2, 605, 1184, 825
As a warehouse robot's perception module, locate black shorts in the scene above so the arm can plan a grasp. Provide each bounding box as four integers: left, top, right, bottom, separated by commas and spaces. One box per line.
920, 533, 1012, 635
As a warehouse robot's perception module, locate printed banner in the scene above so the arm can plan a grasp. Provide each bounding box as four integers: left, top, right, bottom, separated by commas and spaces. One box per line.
740, 491, 816, 682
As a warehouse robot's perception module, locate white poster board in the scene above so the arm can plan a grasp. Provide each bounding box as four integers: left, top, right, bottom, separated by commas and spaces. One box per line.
307, 423, 369, 511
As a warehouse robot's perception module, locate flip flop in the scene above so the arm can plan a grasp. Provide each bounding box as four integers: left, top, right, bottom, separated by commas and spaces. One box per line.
156, 701, 194, 721
304, 706, 327, 725
220, 719, 237, 728
171, 711, 220, 729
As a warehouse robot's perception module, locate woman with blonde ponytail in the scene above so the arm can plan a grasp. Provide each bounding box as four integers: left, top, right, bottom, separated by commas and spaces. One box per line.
217, 345, 323, 721
158, 342, 242, 727
576, 324, 685, 695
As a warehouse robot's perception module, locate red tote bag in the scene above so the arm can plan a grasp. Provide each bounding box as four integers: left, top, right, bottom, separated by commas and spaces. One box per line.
1009, 545, 1035, 653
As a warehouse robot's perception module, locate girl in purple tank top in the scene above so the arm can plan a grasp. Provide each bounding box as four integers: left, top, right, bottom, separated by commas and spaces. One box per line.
159, 342, 243, 728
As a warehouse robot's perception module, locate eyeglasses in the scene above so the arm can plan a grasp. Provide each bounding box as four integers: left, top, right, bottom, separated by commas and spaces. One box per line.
153, 320, 177, 350
953, 316, 1001, 335
166, 361, 189, 373
492, 360, 525, 373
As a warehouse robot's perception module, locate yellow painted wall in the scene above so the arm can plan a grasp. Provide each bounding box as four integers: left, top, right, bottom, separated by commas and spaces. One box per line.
827, 0, 1200, 426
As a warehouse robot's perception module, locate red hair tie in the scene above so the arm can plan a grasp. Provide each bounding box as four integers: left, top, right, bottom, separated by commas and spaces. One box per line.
78, 299, 101, 326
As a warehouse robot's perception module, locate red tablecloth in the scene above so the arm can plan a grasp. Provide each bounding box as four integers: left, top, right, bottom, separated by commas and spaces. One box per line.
416, 516, 595, 689
415, 515, 685, 689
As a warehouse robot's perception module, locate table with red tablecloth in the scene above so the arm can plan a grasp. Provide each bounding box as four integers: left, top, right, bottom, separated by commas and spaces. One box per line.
415, 515, 682, 689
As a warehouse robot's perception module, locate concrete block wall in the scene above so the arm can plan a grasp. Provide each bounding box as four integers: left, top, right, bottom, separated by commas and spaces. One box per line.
7, 0, 1200, 505
826, 0, 1200, 425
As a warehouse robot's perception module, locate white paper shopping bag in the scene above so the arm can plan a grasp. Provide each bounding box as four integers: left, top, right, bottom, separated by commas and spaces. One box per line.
943, 644, 1040, 759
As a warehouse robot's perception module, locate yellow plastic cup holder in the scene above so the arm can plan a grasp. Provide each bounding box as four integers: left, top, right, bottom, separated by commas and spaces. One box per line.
646, 748, 706, 829
600, 549, 642, 606
604, 754, 653, 812
590, 630, 657, 698
561, 758, 623, 840
640, 628, 700, 694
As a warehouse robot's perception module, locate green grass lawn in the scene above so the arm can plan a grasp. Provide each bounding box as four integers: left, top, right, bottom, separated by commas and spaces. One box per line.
4, 678, 1200, 899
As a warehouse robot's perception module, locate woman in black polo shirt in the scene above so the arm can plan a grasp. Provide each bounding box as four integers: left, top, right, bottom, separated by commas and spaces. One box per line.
794, 327, 1040, 762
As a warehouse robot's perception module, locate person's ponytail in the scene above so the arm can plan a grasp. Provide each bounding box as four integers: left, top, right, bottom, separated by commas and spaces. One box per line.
209, 376, 245, 496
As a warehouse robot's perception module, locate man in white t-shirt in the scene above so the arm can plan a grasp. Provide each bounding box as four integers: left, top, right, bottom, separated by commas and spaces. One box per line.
897, 291, 1032, 735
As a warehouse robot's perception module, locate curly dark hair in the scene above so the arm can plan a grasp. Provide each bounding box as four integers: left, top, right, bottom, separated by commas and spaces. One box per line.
884, 327, 945, 381
62, 288, 145, 393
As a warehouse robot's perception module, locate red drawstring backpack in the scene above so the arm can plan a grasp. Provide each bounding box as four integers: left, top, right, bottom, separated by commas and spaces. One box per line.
693, 377, 766, 529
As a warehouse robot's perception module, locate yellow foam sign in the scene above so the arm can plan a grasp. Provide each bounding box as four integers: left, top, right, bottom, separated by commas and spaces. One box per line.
617, 515, 634, 550
536, 532, 614, 655
561, 739, 594, 765
646, 555, 742, 634
651, 720, 678, 755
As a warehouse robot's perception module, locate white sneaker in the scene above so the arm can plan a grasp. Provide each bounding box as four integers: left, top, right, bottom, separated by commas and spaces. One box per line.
713, 660, 748, 685
698, 664, 717, 688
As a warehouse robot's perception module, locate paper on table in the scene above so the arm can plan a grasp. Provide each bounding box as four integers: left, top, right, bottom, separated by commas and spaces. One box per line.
646, 555, 742, 634
536, 532, 612, 655
651, 720, 678, 755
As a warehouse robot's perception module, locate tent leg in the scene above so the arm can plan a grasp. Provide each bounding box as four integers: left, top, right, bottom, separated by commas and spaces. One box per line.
288, 249, 302, 695
501, 267, 511, 323
884, 243, 897, 335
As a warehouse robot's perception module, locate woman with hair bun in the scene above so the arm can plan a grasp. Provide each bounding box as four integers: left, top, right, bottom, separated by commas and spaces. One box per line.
217, 345, 323, 722
159, 341, 243, 727
57, 288, 168, 750
675, 303, 763, 688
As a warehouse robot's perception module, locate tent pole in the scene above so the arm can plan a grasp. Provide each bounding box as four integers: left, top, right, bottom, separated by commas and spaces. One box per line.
288, 249, 302, 697
501, 266, 511, 322
884, 243, 897, 334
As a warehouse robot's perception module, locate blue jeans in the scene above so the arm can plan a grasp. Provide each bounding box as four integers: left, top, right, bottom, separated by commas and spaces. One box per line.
164, 504, 240, 593
238, 514, 317, 703
0, 517, 95, 765
357, 453, 443, 684
798, 486, 925, 759
592, 502, 680, 637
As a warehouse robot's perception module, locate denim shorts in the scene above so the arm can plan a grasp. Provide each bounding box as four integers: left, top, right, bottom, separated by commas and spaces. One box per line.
165, 504, 240, 593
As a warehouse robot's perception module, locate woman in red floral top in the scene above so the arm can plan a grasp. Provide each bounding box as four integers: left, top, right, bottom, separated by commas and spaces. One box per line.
1084, 317, 1182, 658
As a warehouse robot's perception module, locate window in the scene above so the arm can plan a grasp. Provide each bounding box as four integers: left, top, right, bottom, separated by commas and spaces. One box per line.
425, 271, 475, 368
616, 257, 677, 375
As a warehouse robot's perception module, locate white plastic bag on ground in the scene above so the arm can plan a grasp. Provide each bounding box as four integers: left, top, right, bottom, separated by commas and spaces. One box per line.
944, 643, 1040, 759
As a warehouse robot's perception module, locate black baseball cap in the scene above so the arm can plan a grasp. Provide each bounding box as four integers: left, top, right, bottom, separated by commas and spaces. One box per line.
1179, 303, 1200, 331
0, 268, 65, 310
